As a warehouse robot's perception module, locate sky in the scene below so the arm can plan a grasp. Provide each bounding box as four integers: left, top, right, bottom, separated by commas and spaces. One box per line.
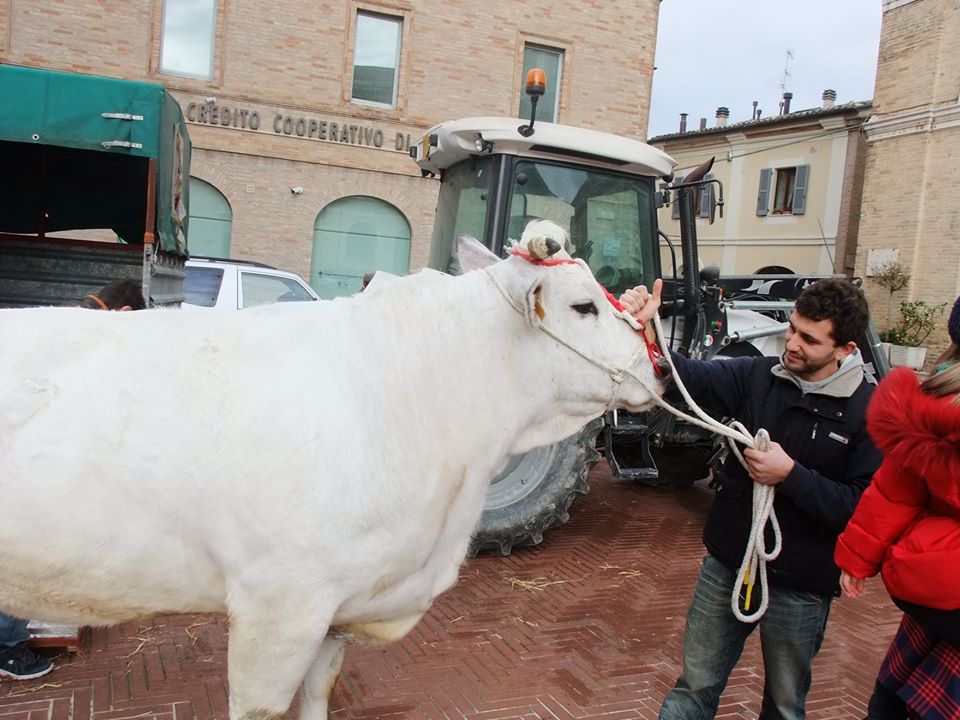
648, 1, 883, 138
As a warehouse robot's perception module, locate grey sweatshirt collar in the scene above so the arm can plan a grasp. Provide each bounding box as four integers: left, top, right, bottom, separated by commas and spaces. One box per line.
770, 348, 868, 398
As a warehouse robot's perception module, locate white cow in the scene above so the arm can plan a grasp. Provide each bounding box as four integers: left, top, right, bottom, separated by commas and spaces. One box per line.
0, 223, 665, 719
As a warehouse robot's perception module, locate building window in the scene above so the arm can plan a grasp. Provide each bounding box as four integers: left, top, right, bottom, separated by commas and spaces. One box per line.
772, 167, 797, 214
757, 165, 809, 216
160, 0, 217, 79
519, 45, 562, 123
351, 12, 402, 108
668, 173, 714, 220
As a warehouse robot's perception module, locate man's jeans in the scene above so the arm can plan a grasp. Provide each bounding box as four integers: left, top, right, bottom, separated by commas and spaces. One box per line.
0, 611, 30, 649
659, 554, 831, 720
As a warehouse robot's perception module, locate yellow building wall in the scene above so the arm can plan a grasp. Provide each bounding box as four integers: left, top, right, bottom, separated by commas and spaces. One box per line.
653, 113, 866, 278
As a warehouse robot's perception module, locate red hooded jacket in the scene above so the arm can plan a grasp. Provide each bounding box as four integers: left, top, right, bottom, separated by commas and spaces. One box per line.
835, 367, 960, 610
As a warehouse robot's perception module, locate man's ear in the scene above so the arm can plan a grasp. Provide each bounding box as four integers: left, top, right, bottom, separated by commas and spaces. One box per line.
835, 341, 857, 362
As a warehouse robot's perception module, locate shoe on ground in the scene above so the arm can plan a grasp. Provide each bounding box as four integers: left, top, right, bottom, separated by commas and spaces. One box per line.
0, 644, 54, 680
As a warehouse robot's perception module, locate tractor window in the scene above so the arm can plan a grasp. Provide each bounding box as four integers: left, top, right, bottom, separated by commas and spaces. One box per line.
508, 160, 657, 295
429, 156, 496, 274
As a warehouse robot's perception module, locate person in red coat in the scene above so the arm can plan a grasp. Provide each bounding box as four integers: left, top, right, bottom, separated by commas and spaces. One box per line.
835, 297, 960, 720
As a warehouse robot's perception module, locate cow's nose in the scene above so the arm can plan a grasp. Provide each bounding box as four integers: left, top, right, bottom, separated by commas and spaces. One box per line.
655, 357, 673, 381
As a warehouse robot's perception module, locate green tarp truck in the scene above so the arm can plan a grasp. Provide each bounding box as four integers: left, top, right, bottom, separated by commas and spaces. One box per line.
0, 64, 191, 307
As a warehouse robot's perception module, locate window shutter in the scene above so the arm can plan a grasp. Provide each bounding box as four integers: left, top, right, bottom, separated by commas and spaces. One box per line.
792, 164, 809, 215
698, 173, 714, 218
756, 168, 772, 216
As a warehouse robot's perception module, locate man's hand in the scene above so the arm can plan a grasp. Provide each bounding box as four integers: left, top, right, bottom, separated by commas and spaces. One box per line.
620, 279, 662, 344
620, 278, 662, 323
840, 570, 866, 599
743, 441, 795, 486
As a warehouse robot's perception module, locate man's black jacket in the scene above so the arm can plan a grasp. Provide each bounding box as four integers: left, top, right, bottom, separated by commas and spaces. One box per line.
668, 353, 882, 597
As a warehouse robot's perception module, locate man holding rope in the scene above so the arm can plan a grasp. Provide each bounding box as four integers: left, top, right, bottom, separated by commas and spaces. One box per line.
621, 277, 882, 720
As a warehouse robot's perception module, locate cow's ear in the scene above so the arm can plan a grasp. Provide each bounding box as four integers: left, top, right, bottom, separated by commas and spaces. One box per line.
524, 281, 545, 327
457, 235, 500, 271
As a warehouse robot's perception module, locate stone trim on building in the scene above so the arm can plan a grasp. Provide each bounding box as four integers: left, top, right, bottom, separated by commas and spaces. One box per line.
863, 102, 960, 142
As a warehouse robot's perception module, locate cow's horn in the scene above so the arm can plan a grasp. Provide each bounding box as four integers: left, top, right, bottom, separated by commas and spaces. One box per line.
529, 236, 562, 260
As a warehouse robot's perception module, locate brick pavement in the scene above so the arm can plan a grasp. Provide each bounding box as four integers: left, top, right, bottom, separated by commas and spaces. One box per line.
0, 462, 900, 719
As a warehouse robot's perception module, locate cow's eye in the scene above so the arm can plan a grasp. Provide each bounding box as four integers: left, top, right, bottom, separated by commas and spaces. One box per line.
572, 302, 598, 316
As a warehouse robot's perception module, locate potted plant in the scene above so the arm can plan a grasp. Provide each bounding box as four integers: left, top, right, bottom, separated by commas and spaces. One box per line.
878, 299, 946, 370
870, 260, 910, 330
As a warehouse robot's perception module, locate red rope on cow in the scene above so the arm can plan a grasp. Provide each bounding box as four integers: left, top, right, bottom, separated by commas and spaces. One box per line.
601, 284, 627, 314
601, 283, 664, 376
647, 339, 665, 376
508, 247, 580, 266
86, 294, 109, 311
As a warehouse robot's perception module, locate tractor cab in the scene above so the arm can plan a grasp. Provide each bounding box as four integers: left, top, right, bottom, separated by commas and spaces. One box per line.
410, 115, 675, 298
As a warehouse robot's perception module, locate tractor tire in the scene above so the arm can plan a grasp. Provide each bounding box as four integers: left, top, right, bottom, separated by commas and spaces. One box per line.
469, 419, 604, 556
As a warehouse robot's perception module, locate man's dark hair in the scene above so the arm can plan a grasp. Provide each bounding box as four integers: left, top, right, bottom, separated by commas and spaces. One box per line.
794, 278, 869, 346
79, 279, 146, 311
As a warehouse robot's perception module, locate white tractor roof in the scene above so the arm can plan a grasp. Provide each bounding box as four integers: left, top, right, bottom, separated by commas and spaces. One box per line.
412, 116, 677, 179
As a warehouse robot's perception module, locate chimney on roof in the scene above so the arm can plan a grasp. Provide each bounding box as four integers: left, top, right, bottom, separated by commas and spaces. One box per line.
822, 89, 837, 108
716, 106, 730, 127
752, 100, 758, 120
780, 92, 793, 115
679, 112, 688, 133
699, 117, 707, 130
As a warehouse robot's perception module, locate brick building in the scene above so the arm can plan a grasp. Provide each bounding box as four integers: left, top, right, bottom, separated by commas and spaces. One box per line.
856, 0, 960, 353
0, 0, 660, 296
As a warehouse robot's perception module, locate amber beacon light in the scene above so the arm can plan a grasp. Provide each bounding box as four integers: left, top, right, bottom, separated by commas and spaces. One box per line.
518, 68, 547, 137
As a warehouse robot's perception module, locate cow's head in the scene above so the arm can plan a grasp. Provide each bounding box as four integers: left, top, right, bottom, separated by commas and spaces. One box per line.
458, 220, 667, 449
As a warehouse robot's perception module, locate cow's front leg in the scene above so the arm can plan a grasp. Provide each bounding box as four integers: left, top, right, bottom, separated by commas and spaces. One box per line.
226, 611, 330, 720
299, 636, 345, 720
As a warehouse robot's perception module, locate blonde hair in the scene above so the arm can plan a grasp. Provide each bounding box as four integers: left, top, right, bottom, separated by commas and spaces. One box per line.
921, 342, 960, 403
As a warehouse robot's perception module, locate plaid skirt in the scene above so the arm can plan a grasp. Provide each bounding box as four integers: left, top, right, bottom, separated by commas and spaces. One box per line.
878, 613, 960, 720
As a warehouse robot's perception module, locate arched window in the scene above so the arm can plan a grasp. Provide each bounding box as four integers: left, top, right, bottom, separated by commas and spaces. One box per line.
754, 265, 795, 275
187, 178, 232, 258
311, 196, 411, 299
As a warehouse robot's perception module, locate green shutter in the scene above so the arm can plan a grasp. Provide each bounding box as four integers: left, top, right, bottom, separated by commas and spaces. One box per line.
757, 168, 772, 216
311, 196, 411, 299
698, 173, 714, 218
792, 164, 809, 215
187, 178, 232, 258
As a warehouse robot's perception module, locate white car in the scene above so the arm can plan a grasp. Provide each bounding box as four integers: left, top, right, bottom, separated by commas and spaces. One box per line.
183, 257, 320, 309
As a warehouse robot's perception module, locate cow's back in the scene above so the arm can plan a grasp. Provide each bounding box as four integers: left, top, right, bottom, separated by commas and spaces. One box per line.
0, 272, 487, 625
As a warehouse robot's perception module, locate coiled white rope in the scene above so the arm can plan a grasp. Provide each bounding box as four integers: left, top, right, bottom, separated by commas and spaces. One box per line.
641, 312, 782, 623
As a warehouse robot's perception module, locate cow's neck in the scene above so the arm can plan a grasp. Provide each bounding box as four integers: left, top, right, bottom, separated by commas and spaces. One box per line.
368, 266, 598, 470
